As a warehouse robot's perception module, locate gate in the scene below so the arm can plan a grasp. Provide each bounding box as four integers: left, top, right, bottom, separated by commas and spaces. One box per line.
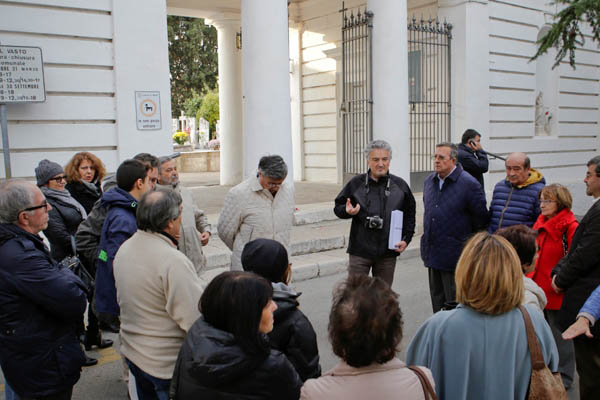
340, 4, 373, 183
408, 17, 452, 191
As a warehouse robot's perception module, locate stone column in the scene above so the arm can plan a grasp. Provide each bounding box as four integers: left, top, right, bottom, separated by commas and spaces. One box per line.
207, 16, 243, 185
438, 0, 490, 144
368, 0, 410, 183
242, 0, 294, 179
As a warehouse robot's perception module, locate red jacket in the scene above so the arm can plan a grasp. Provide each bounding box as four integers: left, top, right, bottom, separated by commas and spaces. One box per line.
530, 209, 578, 310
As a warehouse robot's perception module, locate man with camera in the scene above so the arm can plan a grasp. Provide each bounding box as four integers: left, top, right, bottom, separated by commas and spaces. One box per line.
457, 129, 488, 189
334, 140, 416, 286
421, 143, 489, 312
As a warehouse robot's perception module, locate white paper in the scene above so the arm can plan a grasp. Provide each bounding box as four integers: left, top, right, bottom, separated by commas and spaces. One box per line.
388, 210, 403, 250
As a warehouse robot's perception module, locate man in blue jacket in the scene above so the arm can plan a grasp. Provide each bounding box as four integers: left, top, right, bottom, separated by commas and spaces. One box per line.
488, 152, 545, 233
94, 159, 153, 328
0, 179, 88, 399
457, 129, 488, 189
421, 143, 489, 312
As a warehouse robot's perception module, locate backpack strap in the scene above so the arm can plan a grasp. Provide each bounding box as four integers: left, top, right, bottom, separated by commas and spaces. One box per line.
408, 365, 437, 400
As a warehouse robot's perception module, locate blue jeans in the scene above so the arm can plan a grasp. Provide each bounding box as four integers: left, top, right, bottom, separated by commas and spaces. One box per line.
125, 359, 170, 400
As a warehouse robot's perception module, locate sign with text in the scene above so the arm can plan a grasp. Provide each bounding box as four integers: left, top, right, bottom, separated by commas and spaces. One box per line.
0, 45, 45, 103
135, 91, 161, 130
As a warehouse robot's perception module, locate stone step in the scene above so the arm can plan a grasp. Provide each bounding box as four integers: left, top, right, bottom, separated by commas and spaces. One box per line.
203, 218, 351, 270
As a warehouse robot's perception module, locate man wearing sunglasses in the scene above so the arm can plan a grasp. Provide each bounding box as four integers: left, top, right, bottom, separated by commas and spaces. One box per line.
0, 179, 88, 399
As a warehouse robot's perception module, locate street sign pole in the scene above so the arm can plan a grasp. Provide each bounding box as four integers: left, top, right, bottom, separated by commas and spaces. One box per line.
0, 103, 10, 178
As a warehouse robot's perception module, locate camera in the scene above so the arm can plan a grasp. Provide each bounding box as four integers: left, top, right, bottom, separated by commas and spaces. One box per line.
365, 215, 384, 230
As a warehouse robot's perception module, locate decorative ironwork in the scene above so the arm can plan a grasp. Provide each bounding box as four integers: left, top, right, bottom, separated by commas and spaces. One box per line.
340, 3, 373, 183
408, 16, 452, 189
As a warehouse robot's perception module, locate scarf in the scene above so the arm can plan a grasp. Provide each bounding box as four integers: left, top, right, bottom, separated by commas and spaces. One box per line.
41, 186, 88, 219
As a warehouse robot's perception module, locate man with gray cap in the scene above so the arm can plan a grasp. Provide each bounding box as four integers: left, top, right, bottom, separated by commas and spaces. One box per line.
157, 155, 211, 275
218, 155, 295, 270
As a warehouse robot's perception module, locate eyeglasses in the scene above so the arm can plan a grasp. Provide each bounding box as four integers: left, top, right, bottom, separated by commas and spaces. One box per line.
431, 155, 450, 161
265, 182, 282, 189
540, 200, 555, 205
49, 175, 67, 183
20, 201, 49, 213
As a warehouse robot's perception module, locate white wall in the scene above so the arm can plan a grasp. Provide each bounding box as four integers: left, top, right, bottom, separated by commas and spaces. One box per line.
0, 0, 172, 179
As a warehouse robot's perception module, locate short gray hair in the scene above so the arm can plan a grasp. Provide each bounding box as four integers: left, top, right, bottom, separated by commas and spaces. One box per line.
0, 179, 36, 224
136, 188, 182, 233
436, 142, 458, 160
588, 156, 600, 177
258, 155, 288, 179
364, 140, 392, 159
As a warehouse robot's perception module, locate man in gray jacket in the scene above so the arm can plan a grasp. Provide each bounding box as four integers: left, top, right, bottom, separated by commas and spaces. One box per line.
218, 155, 294, 270
157, 155, 211, 275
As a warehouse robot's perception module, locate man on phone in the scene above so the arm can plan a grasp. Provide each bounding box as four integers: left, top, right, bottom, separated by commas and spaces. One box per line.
457, 129, 488, 189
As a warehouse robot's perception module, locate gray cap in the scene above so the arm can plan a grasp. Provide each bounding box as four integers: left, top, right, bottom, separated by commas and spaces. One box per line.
35, 159, 64, 186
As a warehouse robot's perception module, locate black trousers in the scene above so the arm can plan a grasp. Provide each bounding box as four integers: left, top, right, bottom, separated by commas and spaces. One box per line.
21, 387, 73, 400
573, 336, 600, 400
428, 267, 456, 313
348, 255, 396, 286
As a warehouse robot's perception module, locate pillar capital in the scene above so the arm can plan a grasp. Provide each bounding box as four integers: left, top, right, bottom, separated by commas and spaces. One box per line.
205, 12, 241, 30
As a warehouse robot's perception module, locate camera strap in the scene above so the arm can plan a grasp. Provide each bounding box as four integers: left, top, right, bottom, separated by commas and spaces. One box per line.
364, 171, 390, 216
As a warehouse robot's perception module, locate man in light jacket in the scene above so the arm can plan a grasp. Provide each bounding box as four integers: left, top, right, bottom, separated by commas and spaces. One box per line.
218, 155, 295, 270
157, 155, 211, 275
115, 188, 203, 399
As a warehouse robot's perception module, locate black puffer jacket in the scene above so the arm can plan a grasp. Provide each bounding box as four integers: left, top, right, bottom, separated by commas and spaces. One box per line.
170, 318, 302, 400
74, 198, 108, 276
334, 172, 416, 259
66, 181, 102, 214
268, 283, 321, 381
43, 192, 85, 261
0, 223, 87, 398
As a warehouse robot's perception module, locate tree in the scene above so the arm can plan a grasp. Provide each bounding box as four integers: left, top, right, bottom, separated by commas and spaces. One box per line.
197, 89, 219, 139
531, 0, 600, 69
168, 16, 218, 117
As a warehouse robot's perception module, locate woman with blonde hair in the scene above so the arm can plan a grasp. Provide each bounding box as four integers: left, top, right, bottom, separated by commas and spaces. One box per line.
65, 151, 106, 213
406, 232, 558, 399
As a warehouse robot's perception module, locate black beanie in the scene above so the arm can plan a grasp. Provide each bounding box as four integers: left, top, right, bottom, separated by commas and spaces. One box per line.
241, 238, 289, 283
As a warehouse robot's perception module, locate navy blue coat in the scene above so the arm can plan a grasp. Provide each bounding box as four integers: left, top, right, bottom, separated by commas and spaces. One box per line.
457, 143, 488, 189
0, 223, 87, 398
95, 188, 138, 317
421, 164, 489, 271
488, 169, 545, 233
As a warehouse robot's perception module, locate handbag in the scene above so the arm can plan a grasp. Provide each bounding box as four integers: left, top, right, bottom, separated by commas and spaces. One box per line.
518, 305, 567, 400
58, 236, 95, 293
408, 365, 437, 400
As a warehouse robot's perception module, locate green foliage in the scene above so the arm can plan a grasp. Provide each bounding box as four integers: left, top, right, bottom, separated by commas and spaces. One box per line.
168, 16, 218, 117
197, 89, 219, 138
183, 90, 203, 118
531, 0, 600, 69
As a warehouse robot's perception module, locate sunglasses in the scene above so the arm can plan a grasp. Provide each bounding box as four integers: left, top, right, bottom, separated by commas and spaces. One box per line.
49, 175, 67, 182
20, 201, 49, 213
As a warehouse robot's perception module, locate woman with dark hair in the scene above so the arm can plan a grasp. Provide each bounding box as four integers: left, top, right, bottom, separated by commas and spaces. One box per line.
241, 238, 321, 381
65, 151, 106, 213
301, 274, 434, 399
170, 271, 302, 399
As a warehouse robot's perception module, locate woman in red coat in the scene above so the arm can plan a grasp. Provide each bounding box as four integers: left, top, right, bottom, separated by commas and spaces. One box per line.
531, 183, 578, 389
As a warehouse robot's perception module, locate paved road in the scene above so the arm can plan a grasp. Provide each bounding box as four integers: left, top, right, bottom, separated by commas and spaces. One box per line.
1, 255, 580, 399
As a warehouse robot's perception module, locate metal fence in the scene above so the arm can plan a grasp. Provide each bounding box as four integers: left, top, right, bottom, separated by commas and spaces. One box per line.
408, 16, 452, 184
340, 4, 373, 183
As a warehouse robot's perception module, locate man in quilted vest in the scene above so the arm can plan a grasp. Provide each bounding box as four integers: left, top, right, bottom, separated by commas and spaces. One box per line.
488, 152, 546, 233
218, 155, 294, 270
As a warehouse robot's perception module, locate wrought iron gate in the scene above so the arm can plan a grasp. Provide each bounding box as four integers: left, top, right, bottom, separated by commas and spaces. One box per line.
340, 4, 373, 183
408, 17, 452, 191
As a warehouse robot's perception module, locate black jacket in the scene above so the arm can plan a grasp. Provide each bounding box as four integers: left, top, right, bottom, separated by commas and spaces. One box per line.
553, 200, 600, 338
170, 318, 302, 400
66, 181, 102, 214
75, 198, 108, 276
457, 143, 488, 188
269, 283, 321, 381
0, 224, 87, 398
334, 173, 416, 259
43, 194, 85, 261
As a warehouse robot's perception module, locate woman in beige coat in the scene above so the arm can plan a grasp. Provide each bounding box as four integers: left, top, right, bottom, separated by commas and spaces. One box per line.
301, 275, 435, 400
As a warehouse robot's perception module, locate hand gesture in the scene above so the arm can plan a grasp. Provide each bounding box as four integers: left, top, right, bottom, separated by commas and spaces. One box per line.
345, 198, 360, 216
562, 316, 593, 340
394, 241, 408, 253
200, 231, 211, 246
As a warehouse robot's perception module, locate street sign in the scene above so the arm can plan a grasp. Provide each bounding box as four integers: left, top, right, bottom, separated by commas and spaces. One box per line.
135, 91, 161, 130
0, 45, 45, 103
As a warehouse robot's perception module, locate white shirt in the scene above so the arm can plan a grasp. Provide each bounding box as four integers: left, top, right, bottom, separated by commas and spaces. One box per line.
437, 166, 457, 190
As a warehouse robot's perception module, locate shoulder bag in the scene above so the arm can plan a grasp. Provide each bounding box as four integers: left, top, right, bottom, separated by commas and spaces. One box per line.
408, 365, 437, 400
518, 305, 567, 400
